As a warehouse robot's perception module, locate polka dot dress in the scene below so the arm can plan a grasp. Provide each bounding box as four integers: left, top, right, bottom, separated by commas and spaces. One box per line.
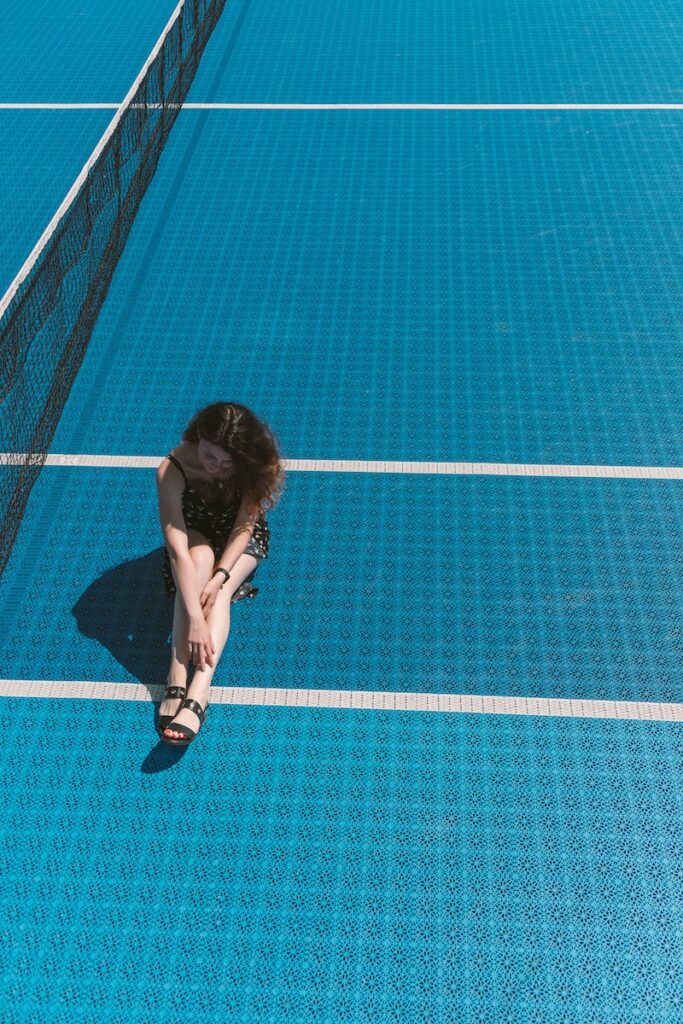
161, 453, 269, 603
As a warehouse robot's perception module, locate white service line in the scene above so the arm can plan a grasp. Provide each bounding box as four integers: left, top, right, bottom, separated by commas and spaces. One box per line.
1, 678, 681, 721
2, 103, 683, 110
0, 103, 120, 109
185, 103, 683, 111
1, 452, 681, 480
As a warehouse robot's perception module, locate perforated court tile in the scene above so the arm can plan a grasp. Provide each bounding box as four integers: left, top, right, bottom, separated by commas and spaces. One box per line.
1, 466, 683, 705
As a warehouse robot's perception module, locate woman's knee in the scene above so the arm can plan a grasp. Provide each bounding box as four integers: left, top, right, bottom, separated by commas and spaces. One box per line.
189, 542, 214, 578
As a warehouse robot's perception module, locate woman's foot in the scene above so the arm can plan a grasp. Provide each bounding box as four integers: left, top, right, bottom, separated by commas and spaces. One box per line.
163, 682, 209, 742
158, 679, 187, 721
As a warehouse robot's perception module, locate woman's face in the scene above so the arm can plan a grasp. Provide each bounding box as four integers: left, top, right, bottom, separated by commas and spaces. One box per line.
197, 439, 234, 476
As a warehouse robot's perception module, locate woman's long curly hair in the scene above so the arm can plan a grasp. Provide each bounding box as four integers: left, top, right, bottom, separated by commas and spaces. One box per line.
183, 402, 283, 511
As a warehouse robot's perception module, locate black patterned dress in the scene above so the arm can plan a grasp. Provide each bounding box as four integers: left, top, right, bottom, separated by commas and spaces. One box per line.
161, 453, 269, 603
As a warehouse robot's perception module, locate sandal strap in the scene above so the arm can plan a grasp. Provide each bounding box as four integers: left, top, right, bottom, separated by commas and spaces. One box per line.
181, 698, 206, 722
164, 686, 186, 700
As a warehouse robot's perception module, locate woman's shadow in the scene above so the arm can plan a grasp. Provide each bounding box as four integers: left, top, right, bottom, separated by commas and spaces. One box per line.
72, 549, 183, 766
72, 548, 171, 691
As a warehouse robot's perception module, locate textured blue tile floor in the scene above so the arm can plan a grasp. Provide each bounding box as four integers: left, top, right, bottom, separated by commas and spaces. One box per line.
3, 0, 683, 1020
2, 699, 683, 1023
0, 111, 111, 295
51, 109, 683, 466
2, 467, 683, 705
0, 0, 179, 102
188, 0, 683, 104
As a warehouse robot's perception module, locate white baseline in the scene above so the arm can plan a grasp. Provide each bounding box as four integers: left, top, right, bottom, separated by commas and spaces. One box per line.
2, 453, 682, 480
1, 679, 682, 722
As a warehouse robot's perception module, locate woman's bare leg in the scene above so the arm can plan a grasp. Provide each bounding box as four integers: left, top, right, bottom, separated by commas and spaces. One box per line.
163, 553, 259, 740
158, 535, 215, 721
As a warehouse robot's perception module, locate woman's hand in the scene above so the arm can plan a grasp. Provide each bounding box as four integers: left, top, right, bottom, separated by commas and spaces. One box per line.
200, 573, 225, 617
187, 614, 215, 670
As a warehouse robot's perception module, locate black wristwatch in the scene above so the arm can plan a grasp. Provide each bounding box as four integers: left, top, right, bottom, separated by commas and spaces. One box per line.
214, 568, 231, 586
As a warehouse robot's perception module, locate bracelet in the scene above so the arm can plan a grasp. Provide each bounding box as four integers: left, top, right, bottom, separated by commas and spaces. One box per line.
214, 567, 231, 586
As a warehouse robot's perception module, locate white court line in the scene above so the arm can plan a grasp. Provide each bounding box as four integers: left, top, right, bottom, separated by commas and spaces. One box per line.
0, 104, 121, 109
0, 678, 681, 721
181, 103, 683, 110
2, 103, 683, 110
2, 453, 682, 480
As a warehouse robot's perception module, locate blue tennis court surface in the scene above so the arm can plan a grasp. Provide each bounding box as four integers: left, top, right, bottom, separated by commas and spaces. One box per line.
0, 111, 111, 295
51, 108, 683, 466
3, 468, 683, 706
0, 0, 179, 102
2, 0, 683, 1021
187, 0, 683, 104
2, 699, 683, 1023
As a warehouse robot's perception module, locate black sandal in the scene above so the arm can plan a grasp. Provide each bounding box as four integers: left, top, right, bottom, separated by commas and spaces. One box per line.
156, 685, 187, 737
160, 698, 208, 746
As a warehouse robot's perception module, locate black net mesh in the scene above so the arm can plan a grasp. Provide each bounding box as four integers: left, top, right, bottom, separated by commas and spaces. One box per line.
0, 0, 226, 576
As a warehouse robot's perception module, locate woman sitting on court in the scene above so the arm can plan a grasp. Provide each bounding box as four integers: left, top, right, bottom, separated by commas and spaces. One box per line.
156, 401, 283, 745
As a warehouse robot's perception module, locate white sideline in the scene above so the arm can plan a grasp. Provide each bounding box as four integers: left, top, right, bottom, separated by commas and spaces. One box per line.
1, 678, 681, 721
1, 453, 682, 480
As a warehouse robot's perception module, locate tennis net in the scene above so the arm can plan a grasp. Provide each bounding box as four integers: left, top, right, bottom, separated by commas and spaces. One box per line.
0, 0, 227, 576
